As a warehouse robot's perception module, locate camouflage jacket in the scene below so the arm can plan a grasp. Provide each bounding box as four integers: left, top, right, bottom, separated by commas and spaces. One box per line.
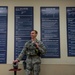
17, 39, 46, 63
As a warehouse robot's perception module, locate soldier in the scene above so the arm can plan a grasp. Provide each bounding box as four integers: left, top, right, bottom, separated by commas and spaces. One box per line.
13, 30, 47, 75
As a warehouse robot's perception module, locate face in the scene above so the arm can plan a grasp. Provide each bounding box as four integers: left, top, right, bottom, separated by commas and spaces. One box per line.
30, 31, 37, 39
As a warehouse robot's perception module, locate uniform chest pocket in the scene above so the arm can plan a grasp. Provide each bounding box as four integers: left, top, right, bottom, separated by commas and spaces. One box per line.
27, 43, 36, 50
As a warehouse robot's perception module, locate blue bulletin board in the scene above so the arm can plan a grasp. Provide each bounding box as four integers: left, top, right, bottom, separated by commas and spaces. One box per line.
40, 7, 60, 58
0, 6, 8, 63
14, 7, 33, 60
66, 7, 75, 56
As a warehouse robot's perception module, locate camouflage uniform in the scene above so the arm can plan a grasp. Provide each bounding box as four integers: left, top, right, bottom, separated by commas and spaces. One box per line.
17, 39, 46, 75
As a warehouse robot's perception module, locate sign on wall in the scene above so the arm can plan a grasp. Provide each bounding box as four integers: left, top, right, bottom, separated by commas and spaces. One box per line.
66, 7, 75, 56
14, 7, 33, 60
41, 7, 60, 58
0, 6, 8, 63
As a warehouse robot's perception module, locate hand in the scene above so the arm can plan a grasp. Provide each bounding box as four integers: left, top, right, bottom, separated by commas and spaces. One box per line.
13, 59, 19, 63
35, 43, 39, 48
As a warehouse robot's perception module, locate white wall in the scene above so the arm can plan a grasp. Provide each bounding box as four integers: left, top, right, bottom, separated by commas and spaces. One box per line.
0, 0, 75, 64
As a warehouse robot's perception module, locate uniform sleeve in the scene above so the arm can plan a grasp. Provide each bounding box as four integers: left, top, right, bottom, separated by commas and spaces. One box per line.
38, 41, 47, 55
16, 42, 27, 61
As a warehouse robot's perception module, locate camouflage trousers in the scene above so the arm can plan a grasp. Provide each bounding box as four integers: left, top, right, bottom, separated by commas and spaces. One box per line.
25, 62, 40, 75
26, 57, 41, 75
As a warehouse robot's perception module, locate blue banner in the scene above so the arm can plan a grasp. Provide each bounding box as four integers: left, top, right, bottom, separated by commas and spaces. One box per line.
66, 7, 75, 56
41, 7, 60, 58
0, 6, 8, 63
14, 7, 33, 60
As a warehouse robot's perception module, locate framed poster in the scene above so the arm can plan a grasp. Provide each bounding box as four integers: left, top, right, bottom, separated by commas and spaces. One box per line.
14, 7, 33, 60
0, 6, 8, 63
40, 7, 60, 58
66, 7, 75, 56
